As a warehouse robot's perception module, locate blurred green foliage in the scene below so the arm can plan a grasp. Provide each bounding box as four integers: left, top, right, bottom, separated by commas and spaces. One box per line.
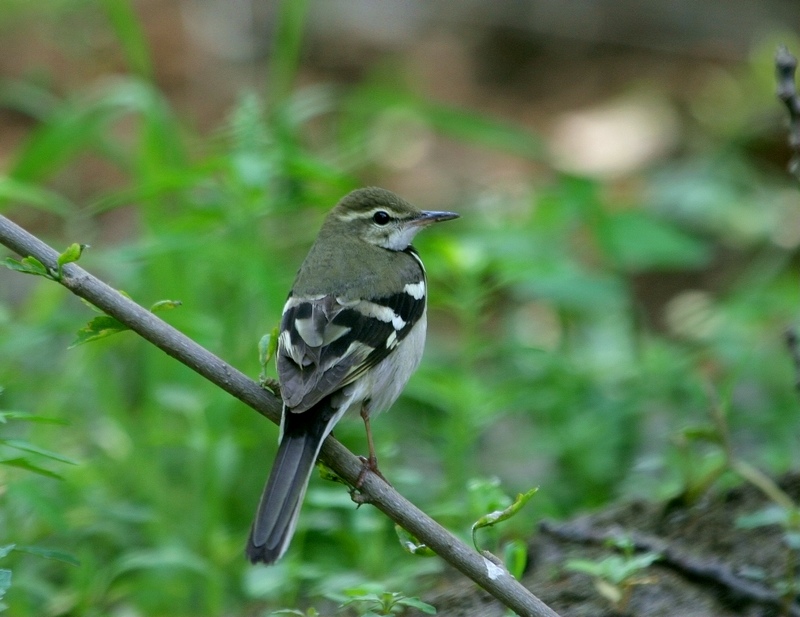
1, 1, 800, 615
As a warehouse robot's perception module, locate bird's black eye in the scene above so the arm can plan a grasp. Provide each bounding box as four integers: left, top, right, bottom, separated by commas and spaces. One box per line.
372, 210, 391, 225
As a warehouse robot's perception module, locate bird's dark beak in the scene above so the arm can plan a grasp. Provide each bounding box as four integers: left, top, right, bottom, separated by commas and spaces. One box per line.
414, 210, 460, 226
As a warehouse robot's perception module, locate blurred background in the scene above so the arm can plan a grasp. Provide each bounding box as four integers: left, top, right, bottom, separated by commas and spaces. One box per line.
1, 0, 800, 615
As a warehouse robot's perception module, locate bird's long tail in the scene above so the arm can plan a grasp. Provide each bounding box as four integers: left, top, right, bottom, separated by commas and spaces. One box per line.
246, 399, 338, 564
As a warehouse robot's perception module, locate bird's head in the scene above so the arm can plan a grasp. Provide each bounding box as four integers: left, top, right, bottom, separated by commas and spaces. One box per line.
324, 187, 459, 251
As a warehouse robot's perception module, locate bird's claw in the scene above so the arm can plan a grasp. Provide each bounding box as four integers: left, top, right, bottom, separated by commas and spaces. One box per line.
349, 455, 392, 505
259, 377, 281, 398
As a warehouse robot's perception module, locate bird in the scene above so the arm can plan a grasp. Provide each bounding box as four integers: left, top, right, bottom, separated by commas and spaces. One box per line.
246, 187, 459, 564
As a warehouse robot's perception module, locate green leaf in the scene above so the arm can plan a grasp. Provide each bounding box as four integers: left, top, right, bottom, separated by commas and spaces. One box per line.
0, 545, 15, 559
110, 546, 211, 579
422, 102, 543, 160
0, 569, 10, 601
565, 558, 606, 578
10, 79, 184, 184
0, 78, 59, 121
596, 211, 711, 272
13, 545, 80, 566
785, 532, 800, 550
566, 553, 660, 586
0, 411, 67, 425
258, 327, 279, 369
344, 83, 544, 161
395, 525, 436, 557
503, 539, 528, 580
98, 0, 153, 79
268, 0, 311, 105
70, 315, 130, 348
396, 596, 437, 614
2, 255, 52, 278
621, 553, 662, 578
22, 256, 50, 276
0, 457, 64, 480
736, 505, 789, 529
471, 487, 538, 550
150, 299, 182, 313
0, 177, 74, 215
680, 425, 721, 444
56, 243, 88, 269
2, 439, 78, 465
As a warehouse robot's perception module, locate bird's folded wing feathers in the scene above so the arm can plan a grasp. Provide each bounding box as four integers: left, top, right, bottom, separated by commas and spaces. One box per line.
277, 282, 426, 413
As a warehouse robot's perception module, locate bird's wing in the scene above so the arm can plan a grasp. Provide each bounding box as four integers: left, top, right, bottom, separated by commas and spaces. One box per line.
276, 282, 426, 413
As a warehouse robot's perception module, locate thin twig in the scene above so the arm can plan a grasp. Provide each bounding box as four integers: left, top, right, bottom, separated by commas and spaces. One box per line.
540, 520, 800, 617
776, 45, 800, 179
785, 327, 800, 394
706, 384, 797, 512
0, 214, 559, 617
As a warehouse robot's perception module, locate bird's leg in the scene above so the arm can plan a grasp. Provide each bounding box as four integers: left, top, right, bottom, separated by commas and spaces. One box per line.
354, 406, 389, 490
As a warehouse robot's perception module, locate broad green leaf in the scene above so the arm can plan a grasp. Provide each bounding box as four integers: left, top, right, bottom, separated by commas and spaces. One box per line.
736, 505, 790, 529
87, 172, 210, 215
110, 546, 211, 579
596, 211, 710, 271
680, 425, 721, 444
10, 79, 183, 184
566, 553, 660, 586
0, 177, 74, 215
2, 256, 51, 278
339, 592, 379, 607
11, 103, 114, 183
0, 569, 10, 601
3, 439, 78, 465
13, 545, 80, 566
21, 256, 50, 276
0, 411, 66, 425
70, 315, 129, 348
503, 539, 528, 580
565, 558, 606, 577
0, 79, 59, 120
396, 596, 437, 614
0, 457, 65, 480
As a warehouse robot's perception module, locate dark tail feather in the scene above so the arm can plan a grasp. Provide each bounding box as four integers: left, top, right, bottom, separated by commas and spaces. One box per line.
246, 399, 337, 564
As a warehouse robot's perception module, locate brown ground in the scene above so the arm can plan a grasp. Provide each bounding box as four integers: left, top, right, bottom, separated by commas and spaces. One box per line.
420, 474, 800, 617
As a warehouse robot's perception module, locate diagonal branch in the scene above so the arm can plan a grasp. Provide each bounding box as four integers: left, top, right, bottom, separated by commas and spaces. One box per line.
0, 213, 560, 617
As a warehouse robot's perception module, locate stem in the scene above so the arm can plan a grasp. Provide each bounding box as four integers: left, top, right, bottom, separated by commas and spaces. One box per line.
707, 385, 797, 512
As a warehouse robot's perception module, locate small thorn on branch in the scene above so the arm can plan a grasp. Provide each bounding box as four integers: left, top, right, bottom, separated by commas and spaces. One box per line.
776, 46, 800, 179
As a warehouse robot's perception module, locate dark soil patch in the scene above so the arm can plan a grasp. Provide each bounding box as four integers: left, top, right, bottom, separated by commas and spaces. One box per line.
421, 474, 800, 617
